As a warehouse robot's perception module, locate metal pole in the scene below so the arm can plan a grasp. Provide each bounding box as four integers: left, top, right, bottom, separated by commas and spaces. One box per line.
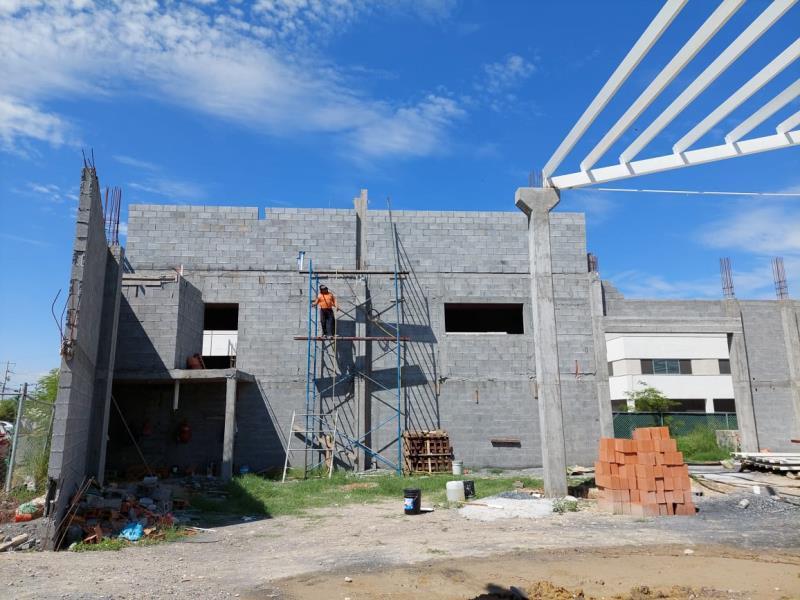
304, 260, 314, 477
392, 223, 402, 475
5, 383, 27, 493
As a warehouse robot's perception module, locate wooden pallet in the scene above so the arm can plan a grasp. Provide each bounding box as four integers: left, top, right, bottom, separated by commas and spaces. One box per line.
403, 430, 453, 474
733, 452, 800, 473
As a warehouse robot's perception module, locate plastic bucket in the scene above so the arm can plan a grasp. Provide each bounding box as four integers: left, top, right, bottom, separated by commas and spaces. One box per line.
403, 488, 421, 515
446, 480, 465, 503
463, 480, 476, 498
452, 460, 463, 475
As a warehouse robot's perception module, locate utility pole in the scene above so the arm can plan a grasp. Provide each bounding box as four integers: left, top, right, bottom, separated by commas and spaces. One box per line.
1, 361, 14, 398
4, 382, 26, 493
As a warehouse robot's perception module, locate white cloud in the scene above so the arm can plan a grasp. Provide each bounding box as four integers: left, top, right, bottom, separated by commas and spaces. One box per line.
129, 178, 205, 200
0, 1, 464, 160
701, 204, 800, 255
0, 95, 72, 153
26, 181, 75, 204
480, 54, 536, 95
611, 193, 800, 300
113, 155, 159, 171
0, 232, 50, 246
559, 191, 617, 224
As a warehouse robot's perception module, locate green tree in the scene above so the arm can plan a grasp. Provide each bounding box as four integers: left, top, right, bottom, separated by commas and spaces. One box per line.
624, 382, 679, 413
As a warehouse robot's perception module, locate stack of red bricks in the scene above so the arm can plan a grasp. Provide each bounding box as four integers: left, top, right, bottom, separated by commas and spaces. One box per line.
595, 426, 695, 516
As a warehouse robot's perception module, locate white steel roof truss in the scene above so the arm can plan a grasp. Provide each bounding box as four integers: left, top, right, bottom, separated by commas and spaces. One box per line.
544, 0, 800, 190
540, 0, 686, 179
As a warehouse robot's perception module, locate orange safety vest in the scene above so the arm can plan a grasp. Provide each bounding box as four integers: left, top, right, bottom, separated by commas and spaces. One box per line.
315, 292, 337, 309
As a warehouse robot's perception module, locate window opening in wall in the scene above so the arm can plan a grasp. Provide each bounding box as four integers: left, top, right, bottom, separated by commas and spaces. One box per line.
718, 359, 731, 375
444, 303, 524, 334
671, 399, 706, 412
203, 303, 238, 369
714, 398, 736, 413
640, 359, 691, 375
611, 399, 628, 412
607, 361, 614, 377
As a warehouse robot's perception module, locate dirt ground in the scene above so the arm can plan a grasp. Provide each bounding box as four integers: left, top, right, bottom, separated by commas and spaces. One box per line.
272, 546, 800, 600
0, 491, 798, 599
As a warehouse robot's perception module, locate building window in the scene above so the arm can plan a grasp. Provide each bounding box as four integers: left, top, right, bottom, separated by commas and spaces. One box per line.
611, 399, 628, 412
203, 304, 238, 368
714, 398, 736, 413
671, 399, 706, 412
641, 359, 691, 375
444, 303, 524, 334
718, 359, 731, 375
607, 361, 614, 377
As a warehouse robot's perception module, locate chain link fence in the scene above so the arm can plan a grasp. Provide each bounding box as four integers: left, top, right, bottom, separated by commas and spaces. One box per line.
4, 388, 56, 492
613, 412, 738, 439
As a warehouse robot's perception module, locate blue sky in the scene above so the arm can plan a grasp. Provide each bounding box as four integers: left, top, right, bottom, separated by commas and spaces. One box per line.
1, 0, 798, 388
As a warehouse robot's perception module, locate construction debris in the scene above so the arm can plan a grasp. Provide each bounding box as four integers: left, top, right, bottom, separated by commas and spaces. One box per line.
733, 452, 800, 474
58, 476, 179, 548
595, 427, 696, 516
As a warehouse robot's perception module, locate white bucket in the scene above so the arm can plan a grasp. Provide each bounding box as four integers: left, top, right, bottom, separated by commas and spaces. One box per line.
446, 480, 465, 503
452, 460, 463, 475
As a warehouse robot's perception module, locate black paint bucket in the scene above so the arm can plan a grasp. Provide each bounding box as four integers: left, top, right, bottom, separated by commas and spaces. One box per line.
463, 480, 476, 498
403, 488, 421, 515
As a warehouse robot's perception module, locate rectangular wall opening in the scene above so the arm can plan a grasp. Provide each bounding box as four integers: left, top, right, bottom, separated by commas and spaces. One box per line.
444, 303, 524, 334
203, 303, 239, 369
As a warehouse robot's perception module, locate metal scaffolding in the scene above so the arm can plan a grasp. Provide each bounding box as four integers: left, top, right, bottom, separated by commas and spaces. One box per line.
284, 224, 410, 479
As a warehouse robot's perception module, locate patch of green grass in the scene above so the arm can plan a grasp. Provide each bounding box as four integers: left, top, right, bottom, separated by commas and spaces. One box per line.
552, 498, 579, 513
70, 527, 188, 552
676, 428, 731, 462
191, 472, 543, 518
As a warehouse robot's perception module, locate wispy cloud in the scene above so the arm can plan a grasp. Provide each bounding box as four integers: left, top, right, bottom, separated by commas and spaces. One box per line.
129, 178, 205, 201
610, 188, 800, 300
473, 54, 537, 113
113, 155, 159, 171
0, 95, 73, 155
0, 233, 50, 247
559, 191, 617, 224
481, 54, 536, 95
0, 1, 464, 161
26, 182, 75, 204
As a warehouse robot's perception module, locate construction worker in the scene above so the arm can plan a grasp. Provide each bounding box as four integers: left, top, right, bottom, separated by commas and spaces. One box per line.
312, 285, 337, 337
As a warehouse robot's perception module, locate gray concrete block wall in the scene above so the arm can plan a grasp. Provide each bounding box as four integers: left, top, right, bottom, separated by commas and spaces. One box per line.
740, 301, 800, 451
115, 204, 608, 471
48, 168, 116, 541
116, 283, 181, 372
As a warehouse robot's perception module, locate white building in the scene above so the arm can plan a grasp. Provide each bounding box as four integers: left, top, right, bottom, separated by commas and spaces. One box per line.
606, 333, 734, 414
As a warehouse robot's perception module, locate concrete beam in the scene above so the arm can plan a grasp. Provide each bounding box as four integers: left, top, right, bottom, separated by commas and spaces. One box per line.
354, 191, 370, 471
516, 187, 568, 497
725, 301, 759, 452
114, 368, 255, 383
222, 376, 237, 480
603, 316, 743, 334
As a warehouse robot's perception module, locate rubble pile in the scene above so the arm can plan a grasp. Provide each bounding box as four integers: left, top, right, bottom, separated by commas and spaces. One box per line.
61, 476, 179, 548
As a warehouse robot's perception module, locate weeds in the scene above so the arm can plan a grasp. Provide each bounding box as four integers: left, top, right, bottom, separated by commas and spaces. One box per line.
676, 428, 730, 462
552, 498, 579, 514
191, 472, 544, 518
71, 527, 188, 552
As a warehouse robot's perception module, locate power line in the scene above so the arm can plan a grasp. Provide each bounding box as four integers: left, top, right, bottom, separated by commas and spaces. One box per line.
589, 187, 800, 197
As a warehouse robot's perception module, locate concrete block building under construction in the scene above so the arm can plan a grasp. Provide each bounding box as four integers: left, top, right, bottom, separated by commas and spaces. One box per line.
48, 166, 800, 526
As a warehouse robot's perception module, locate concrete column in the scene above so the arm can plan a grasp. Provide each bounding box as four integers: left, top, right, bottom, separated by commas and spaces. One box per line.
516, 187, 568, 498
222, 376, 237, 480
354, 278, 371, 470
724, 300, 759, 451
779, 303, 800, 442
95, 246, 125, 485
589, 273, 614, 438
354, 190, 370, 470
